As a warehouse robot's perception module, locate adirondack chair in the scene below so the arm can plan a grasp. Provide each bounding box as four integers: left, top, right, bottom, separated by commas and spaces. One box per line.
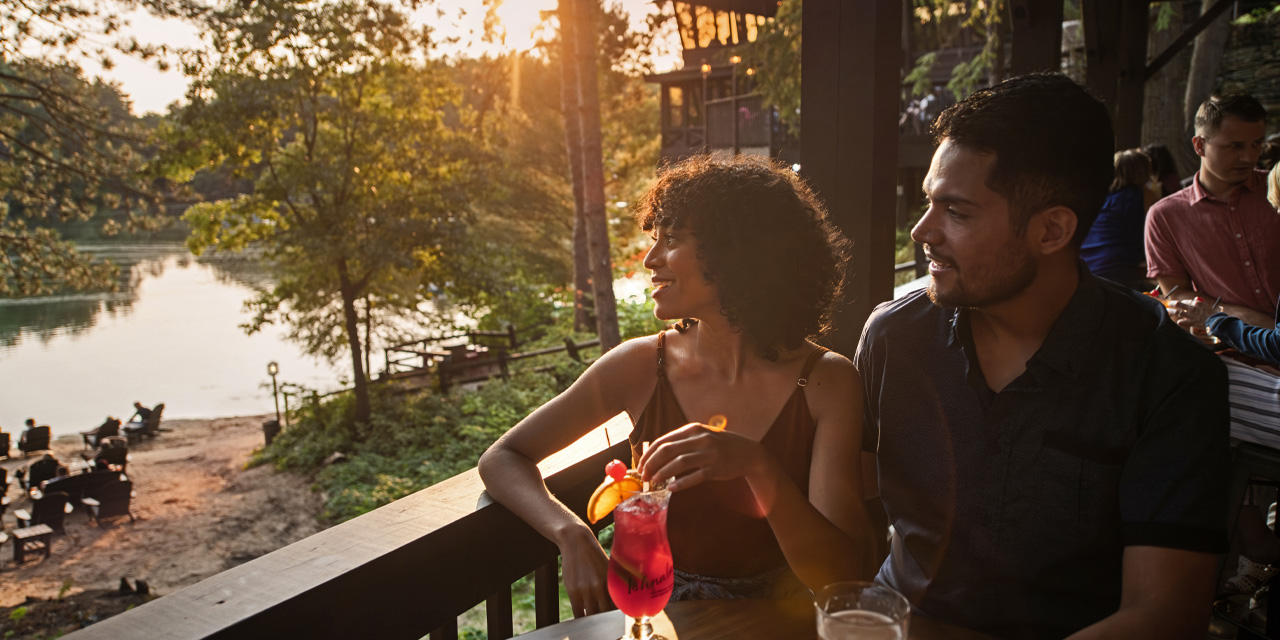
22, 455, 60, 490
19, 425, 51, 457
125, 403, 165, 444
81, 417, 121, 449
83, 479, 135, 525
44, 471, 126, 510
15, 490, 72, 535
0, 431, 10, 459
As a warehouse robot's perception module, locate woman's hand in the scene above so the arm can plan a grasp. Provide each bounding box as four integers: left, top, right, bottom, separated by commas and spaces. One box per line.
557, 524, 612, 618
1172, 298, 1222, 331
638, 422, 770, 492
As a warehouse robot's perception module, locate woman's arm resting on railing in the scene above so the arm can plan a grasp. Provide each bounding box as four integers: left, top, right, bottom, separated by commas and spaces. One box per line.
479, 337, 657, 619
639, 353, 874, 591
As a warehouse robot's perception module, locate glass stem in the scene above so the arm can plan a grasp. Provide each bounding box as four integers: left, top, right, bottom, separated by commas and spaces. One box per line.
629, 615, 653, 640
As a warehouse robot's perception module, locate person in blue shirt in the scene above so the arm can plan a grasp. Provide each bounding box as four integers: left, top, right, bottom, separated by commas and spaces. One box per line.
1081, 148, 1158, 289
1177, 294, 1280, 364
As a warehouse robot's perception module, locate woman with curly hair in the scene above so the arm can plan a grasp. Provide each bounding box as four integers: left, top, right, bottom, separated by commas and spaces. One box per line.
480, 155, 873, 617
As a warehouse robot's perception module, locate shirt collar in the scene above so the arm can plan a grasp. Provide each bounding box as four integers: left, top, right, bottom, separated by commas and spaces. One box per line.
1031, 264, 1106, 379
945, 263, 1105, 380
1191, 169, 1263, 204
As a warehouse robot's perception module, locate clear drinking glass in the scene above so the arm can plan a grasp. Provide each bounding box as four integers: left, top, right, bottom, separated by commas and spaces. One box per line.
607, 488, 673, 640
814, 581, 911, 640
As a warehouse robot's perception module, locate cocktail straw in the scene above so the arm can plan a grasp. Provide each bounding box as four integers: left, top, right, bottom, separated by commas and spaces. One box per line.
641, 441, 650, 492
1163, 285, 1179, 299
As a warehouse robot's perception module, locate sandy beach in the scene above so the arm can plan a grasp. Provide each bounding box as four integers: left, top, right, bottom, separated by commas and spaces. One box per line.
0, 415, 327, 633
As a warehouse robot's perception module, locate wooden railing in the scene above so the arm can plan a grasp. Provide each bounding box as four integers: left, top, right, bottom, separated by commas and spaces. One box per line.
67, 416, 635, 640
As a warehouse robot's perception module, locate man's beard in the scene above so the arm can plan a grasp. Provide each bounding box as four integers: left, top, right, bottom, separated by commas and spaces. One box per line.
925, 242, 1038, 309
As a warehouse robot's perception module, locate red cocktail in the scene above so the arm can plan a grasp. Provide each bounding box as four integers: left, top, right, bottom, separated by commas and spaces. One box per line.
607, 489, 673, 640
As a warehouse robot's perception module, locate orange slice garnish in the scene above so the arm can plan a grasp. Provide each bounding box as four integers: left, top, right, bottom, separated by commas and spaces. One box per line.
706, 414, 728, 432
586, 475, 643, 524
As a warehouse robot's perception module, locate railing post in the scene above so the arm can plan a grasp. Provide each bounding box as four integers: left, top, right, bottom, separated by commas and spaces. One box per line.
486, 584, 514, 640
497, 348, 510, 381
564, 337, 581, 362
507, 323, 519, 349
429, 618, 458, 640
534, 560, 560, 628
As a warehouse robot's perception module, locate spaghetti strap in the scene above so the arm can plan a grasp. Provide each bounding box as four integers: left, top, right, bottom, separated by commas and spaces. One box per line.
656, 330, 668, 378
796, 346, 827, 387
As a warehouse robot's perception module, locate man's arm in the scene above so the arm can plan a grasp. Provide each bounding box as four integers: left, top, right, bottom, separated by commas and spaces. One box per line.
1155, 276, 1194, 300
1066, 546, 1217, 640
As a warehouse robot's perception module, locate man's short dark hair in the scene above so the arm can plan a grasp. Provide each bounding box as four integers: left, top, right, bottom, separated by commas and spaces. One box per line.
931, 73, 1114, 247
1195, 93, 1266, 139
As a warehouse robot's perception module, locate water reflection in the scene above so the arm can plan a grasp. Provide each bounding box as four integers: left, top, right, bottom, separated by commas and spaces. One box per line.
0, 242, 344, 436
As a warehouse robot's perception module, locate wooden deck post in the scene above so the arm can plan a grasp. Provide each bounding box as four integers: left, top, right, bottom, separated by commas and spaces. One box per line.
801, 0, 900, 356
1009, 0, 1064, 76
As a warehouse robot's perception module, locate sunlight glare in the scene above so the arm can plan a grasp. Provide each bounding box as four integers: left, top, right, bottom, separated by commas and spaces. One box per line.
493, 0, 556, 52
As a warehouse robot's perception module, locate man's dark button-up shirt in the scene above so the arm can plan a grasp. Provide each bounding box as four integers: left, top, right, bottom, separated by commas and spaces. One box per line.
855, 269, 1230, 639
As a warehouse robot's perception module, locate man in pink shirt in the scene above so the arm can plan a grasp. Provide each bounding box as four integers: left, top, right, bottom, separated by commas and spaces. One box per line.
1145, 93, 1279, 327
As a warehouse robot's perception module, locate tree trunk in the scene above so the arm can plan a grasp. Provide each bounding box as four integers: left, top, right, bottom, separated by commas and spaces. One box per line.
1142, 3, 1197, 180
1184, 0, 1231, 133
559, 0, 593, 334
337, 258, 371, 427
572, 0, 621, 352
363, 293, 373, 379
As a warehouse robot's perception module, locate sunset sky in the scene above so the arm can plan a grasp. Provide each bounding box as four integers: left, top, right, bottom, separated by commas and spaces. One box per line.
100, 0, 681, 115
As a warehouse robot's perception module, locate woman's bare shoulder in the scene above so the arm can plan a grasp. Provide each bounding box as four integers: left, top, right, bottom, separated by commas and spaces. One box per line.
577, 333, 663, 384
802, 348, 862, 404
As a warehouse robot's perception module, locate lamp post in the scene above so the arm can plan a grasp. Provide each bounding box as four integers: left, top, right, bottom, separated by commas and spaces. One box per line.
267, 361, 281, 424
701, 59, 711, 152
729, 55, 741, 156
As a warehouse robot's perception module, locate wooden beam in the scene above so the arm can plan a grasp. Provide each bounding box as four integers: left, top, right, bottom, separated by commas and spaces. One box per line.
800, 0, 900, 357
1115, 0, 1149, 149
1082, 0, 1120, 110
1145, 0, 1236, 81
1009, 0, 1065, 76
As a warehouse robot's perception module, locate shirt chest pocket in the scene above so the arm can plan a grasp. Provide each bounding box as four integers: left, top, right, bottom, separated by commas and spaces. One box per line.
1036, 430, 1126, 531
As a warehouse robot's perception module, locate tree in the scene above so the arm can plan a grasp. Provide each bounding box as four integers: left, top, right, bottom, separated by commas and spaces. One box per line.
558, 1, 594, 333
738, 0, 802, 135
562, 0, 620, 353
0, 0, 193, 296
173, 0, 477, 429
1183, 0, 1232, 133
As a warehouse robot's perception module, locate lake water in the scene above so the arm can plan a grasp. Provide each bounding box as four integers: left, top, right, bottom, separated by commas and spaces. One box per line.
0, 243, 347, 437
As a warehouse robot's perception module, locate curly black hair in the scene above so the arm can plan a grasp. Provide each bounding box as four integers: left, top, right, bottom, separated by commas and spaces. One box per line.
633, 155, 849, 359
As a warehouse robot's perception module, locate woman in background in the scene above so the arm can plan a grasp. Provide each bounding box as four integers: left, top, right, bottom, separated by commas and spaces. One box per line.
1081, 149, 1155, 290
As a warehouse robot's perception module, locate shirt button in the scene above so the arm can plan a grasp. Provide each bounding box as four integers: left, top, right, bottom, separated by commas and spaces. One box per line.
1237, 233, 1243, 238
1246, 261, 1252, 266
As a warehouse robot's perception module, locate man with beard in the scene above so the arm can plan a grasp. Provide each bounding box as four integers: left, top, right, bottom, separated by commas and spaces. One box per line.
1146, 94, 1277, 328
854, 74, 1230, 639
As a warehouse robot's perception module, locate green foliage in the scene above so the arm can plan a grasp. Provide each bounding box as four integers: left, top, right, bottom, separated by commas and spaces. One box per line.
738, 0, 802, 135
1234, 5, 1280, 25
906, 0, 1006, 101
258, 293, 660, 522
261, 368, 575, 522
9, 607, 27, 623
0, 62, 163, 296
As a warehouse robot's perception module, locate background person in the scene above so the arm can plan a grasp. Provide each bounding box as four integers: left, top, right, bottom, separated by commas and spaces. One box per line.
126, 402, 152, 427
1144, 143, 1183, 198
858, 73, 1229, 639
1081, 149, 1157, 289
480, 156, 873, 618
1145, 93, 1278, 328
